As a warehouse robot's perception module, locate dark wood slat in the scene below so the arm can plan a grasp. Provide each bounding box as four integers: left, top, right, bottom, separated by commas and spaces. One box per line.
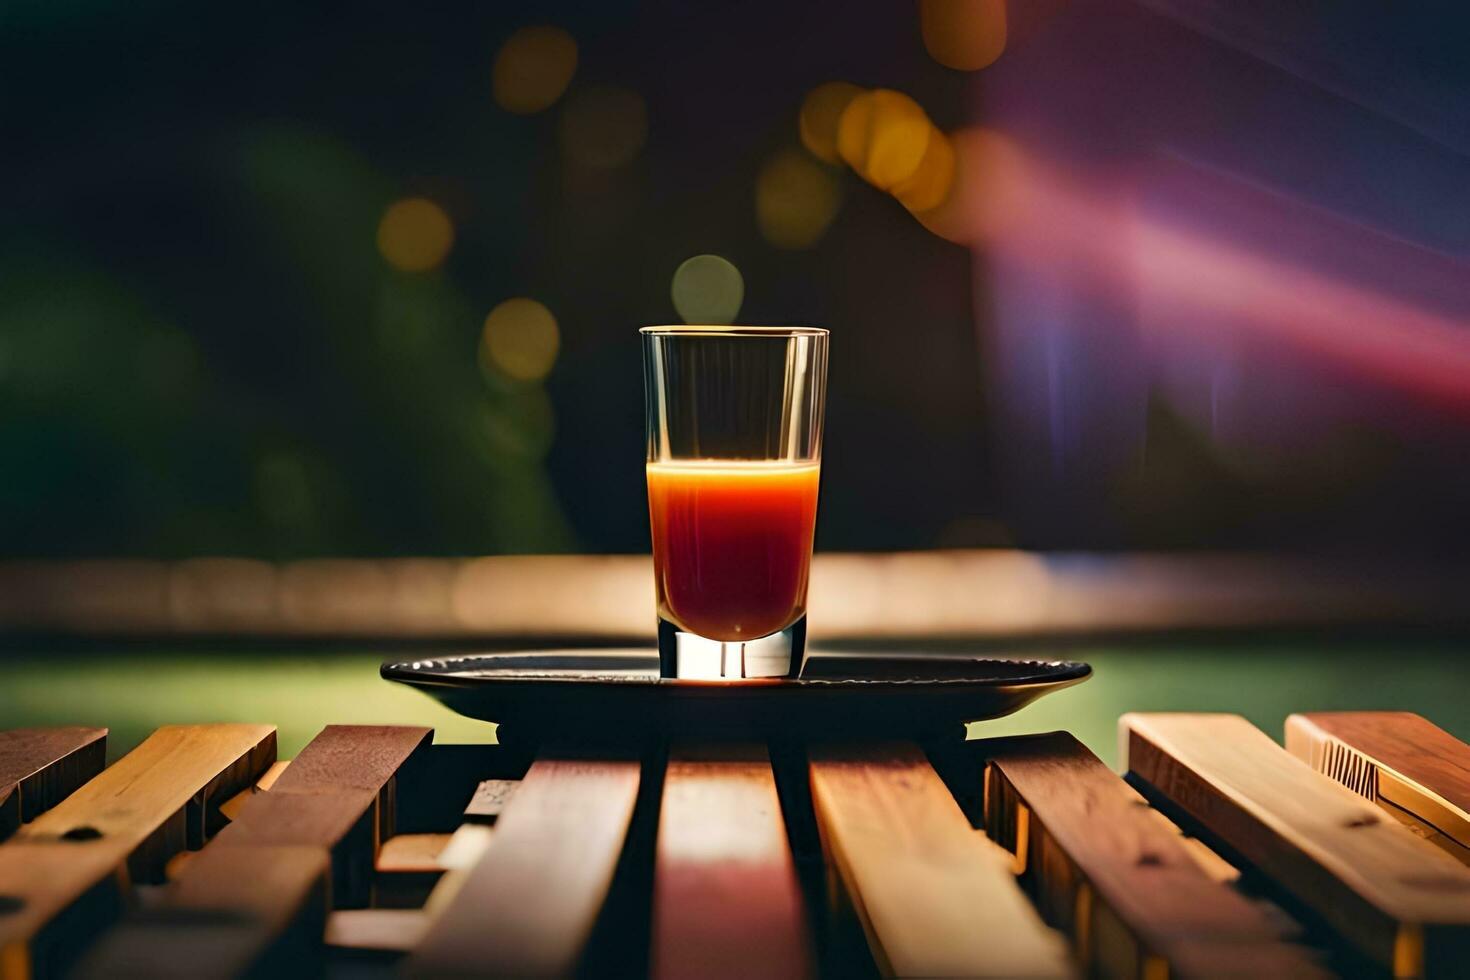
651, 744, 813, 980
1125, 712, 1470, 976
808, 742, 1071, 979
0, 724, 276, 979
0, 729, 107, 840
1287, 711, 1470, 855
966, 732, 1326, 978
210, 725, 432, 908
70, 844, 329, 980
406, 751, 642, 978
393, 743, 532, 834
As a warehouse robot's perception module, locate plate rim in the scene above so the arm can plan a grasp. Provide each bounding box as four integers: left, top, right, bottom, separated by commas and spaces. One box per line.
380, 651, 1093, 691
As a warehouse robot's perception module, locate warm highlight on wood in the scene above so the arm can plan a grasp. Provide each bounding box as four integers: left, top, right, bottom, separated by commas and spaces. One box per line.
1286, 711, 1470, 858
972, 732, 1326, 978
406, 752, 642, 978
808, 741, 1072, 978
652, 744, 813, 980
1124, 712, 1470, 975
0, 723, 275, 979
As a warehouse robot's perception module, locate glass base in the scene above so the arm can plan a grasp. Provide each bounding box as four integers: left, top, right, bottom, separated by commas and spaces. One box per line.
658, 615, 806, 680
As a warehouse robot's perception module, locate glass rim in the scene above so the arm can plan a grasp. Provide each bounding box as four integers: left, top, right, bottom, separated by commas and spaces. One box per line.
640, 325, 828, 338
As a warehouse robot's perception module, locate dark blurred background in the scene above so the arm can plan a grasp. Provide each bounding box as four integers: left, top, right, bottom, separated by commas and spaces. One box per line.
4, 0, 1467, 561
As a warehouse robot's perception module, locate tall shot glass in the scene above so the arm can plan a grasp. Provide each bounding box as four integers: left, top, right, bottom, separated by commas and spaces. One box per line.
642, 326, 828, 680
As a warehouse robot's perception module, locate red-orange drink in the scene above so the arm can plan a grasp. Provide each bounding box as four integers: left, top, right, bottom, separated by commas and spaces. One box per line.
647, 460, 820, 642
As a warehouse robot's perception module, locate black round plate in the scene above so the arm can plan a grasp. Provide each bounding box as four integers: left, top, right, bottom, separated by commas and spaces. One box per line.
381, 649, 1091, 740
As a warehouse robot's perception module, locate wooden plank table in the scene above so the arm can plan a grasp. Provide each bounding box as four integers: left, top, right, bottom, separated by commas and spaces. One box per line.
0, 724, 275, 979
6, 706, 1470, 978
1124, 712, 1470, 976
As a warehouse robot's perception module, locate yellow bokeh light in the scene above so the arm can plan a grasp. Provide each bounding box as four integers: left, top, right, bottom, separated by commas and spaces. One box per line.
921, 0, 1008, 71
756, 149, 842, 250
377, 198, 455, 273
493, 25, 578, 115
480, 298, 560, 382
559, 85, 649, 170
671, 255, 743, 325
837, 89, 933, 193
891, 125, 956, 213
798, 82, 864, 165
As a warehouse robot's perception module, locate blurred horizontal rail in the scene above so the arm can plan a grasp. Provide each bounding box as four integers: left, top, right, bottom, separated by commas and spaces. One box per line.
1, 552, 1467, 641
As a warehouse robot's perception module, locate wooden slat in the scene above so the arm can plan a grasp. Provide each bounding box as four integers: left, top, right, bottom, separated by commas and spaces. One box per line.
0, 724, 275, 979
1287, 712, 1470, 856
71, 726, 431, 978
209, 725, 432, 907
651, 744, 813, 980
375, 832, 454, 909
808, 742, 1072, 979
1124, 712, 1470, 975
326, 908, 428, 954
393, 743, 532, 834
70, 844, 329, 980
217, 760, 292, 823
329, 824, 496, 958
406, 752, 642, 978
463, 779, 519, 823
0, 729, 107, 840
968, 732, 1325, 978
377, 833, 455, 874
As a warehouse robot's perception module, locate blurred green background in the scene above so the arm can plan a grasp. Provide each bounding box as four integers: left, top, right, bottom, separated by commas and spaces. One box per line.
6, 638, 1468, 764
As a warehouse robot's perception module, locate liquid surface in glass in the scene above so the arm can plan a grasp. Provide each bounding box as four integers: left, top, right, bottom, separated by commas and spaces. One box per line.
647, 459, 820, 642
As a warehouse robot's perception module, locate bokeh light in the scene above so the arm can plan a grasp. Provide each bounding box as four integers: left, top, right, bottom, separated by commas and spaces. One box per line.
833, 88, 957, 215
671, 255, 744, 325
920, 0, 1008, 71
890, 126, 956, 213
837, 89, 932, 192
560, 85, 649, 170
756, 149, 843, 249
492, 25, 578, 115
376, 198, 454, 273
480, 298, 560, 382
799, 82, 864, 164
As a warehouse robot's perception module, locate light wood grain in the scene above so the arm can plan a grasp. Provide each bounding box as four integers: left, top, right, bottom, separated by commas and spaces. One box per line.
970, 732, 1325, 978
0, 728, 107, 841
0, 724, 275, 979
1124, 712, 1470, 975
652, 744, 813, 980
1287, 711, 1470, 855
68, 726, 430, 978
70, 844, 329, 979
406, 752, 642, 978
808, 742, 1072, 978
